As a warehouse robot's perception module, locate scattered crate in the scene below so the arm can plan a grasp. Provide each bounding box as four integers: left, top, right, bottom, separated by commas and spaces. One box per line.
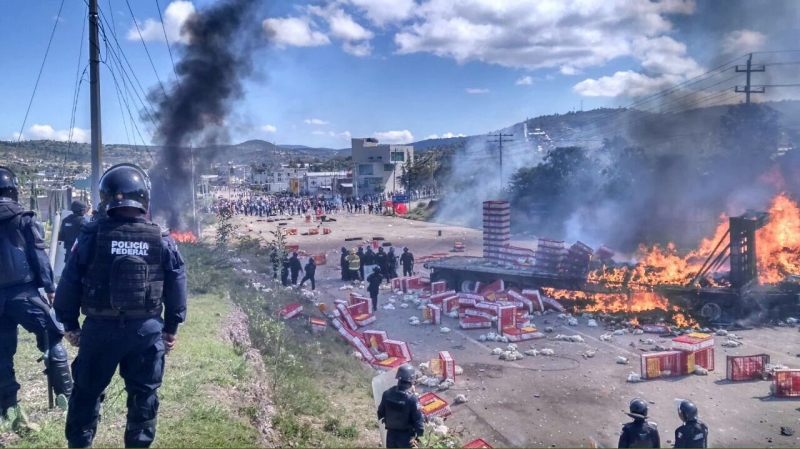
726, 354, 770, 381
419, 392, 452, 419
277, 303, 303, 320
464, 439, 493, 448
772, 369, 800, 397
640, 351, 684, 379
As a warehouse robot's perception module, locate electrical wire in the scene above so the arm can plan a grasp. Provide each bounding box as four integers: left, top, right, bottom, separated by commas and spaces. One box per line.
124, 0, 174, 113
155, 0, 183, 93
12, 0, 67, 150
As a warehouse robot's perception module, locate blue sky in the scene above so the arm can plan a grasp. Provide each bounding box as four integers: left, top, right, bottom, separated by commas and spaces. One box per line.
0, 0, 796, 148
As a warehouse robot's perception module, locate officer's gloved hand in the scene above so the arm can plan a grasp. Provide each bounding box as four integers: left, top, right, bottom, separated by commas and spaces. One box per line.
65, 330, 81, 347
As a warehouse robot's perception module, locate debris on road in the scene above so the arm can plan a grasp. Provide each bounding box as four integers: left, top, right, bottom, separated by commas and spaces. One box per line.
616, 356, 629, 365
540, 348, 555, 356
627, 372, 643, 382
554, 334, 585, 343
455, 394, 468, 404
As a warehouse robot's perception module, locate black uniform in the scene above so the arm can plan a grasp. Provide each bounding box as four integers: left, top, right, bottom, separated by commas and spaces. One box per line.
674, 420, 708, 448
357, 247, 365, 280
387, 249, 398, 280
340, 248, 348, 281
281, 257, 290, 286
375, 249, 388, 283
289, 254, 303, 285
59, 212, 87, 264
300, 260, 316, 290
0, 198, 73, 413
55, 214, 187, 448
618, 420, 660, 448
367, 271, 382, 310
377, 385, 424, 448
400, 251, 414, 277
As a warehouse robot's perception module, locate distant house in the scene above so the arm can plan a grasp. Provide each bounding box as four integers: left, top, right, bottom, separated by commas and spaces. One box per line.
350, 138, 413, 195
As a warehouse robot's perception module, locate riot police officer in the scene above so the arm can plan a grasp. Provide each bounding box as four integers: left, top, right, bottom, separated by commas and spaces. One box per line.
674, 400, 708, 448
618, 398, 660, 448
0, 166, 72, 426
54, 163, 187, 448
377, 364, 424, 448
59, 200, 88, 265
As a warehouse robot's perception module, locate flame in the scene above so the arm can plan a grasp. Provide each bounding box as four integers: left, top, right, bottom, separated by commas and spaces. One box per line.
172, 231, 198, 244
756, 193, 800, 283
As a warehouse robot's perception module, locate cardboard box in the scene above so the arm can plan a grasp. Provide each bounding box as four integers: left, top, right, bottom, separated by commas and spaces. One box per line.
442, 296, 459, 313
401, 276, 422, 293
277, 303, 303, 320
335, 302, 358, 330
364, 330, 389, 352
497, 305, 516, 334
424, 304, 442, 325
310, 317, 327, 333
439, 351, 456, 381
459, 316, 492, 329
353, 313, 377, 327
419, 392, 452, 418
465, 308, 494, 320
385, 340, 413, 361
520, 289, 545, 312
508, 290, 535, 313
640, 351, 684, 379
430, 290, 457, 305
456, 293, 482, 308
464, 438, 493, 448
431, 280, 447, 294
373, 357, 407, 369
504, 327, 543, 342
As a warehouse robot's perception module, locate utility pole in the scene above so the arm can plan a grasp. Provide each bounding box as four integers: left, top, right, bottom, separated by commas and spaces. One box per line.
735, 53, 766, 104
191, 146, 197, 235
88, 0, 103, 210
488, 133, 514, 189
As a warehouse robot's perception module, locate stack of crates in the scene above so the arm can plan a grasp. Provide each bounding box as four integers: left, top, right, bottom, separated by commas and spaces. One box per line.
671, 332, 715, 373
482, 201, 510, 262
535, 238, 565, 274
560, 241, 593, 277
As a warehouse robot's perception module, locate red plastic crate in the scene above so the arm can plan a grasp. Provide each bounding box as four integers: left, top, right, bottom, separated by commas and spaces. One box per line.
640, 351, 684, 379
726, 354, 770, 381
464, 439, 493, 448
772, 369, 800, 397
694, 347, 715, 371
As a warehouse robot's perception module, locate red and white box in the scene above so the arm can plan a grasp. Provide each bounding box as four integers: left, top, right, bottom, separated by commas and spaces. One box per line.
430, 290, 457, 305
310, 317, 327, 333
391, 277, 403, 291
349, 292, 373, 313
335, 302, 358, 330
401, 276, 422, 292
442, 296, 459, 313
439, 351, 456, 381
504, 326, 543, 342
373, 356, 407, 369
464, 439, 493, 448
475, 302, 500, 316
540, 295, 566, 312
521, 289, 546, 312
480, 279, 505, 301
347, 300, 376, 327
508, 290, 536, 313
423, 304, 442, 325
640, 351, 684, 379
364, 330, 389, 352
335, 322, 376, 364
459, 315, 492, 329
497, 305, 516, 333
385, 339, 413, 361
431, 280, 447, 294
457, 292, 482, 308
277, 303, 303, 320
419, 392, 452, 419
465, 308, 494, 320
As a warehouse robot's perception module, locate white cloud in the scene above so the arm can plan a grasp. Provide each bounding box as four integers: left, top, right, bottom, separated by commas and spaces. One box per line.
342, 41, 372, 57
560, 66, 579, 76
316, 7, 374, 41
312, 130, 328, 135
19, 124, 90, 143
261, 124, 277, 133
374, 130, 414, 143
722, 29, 767, 55
346, 0, 416, 26
304, 118, 329, 125
127, 0, 195, 45
466, 88, 489, 94
339, 131, 352, 140
393, 0, 697, 76
572, 70, 682, 97
263, 17, 330, 47
515, 76, 533, 85
426, 132, 465, 139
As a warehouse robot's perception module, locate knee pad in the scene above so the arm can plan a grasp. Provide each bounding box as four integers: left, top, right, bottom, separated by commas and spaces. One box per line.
49, 341, 68, 363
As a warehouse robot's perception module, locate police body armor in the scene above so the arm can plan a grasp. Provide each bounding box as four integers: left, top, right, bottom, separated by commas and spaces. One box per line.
82, 219, 164, 316
0, 209, 35, 288
383, 387, 415, 430
623, 421, 658, 448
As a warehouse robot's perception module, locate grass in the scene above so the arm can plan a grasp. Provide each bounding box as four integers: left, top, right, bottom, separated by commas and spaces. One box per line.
180, 242, 380, 447
403, 200, 437, 221
11, 293, 260, 448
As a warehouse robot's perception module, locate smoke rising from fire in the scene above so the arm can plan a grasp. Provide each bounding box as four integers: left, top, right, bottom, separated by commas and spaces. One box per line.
146, 0, 260, 229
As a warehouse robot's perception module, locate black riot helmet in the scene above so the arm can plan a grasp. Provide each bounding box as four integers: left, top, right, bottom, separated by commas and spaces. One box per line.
627, 398, 648, 420
0, 166, 20, 202
70, 200, 88, 215
678, 399, 698, 422
373, 266, 381, 273
396, 364, 415, 383
98, 163, 151, 214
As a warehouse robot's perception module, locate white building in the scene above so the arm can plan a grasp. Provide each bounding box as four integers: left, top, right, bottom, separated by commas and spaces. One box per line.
351, 138, 413, 195
250, 164, 309, 192
303, 171, 348, 195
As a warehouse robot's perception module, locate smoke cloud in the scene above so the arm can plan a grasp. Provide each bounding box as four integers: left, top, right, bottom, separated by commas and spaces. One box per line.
146, 0, 261, 229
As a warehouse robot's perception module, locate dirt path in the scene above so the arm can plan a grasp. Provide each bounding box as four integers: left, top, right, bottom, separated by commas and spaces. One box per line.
234, 211, 800, 448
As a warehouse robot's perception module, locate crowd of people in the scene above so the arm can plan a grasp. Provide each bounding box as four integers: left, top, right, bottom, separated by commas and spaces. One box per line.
341, 246, 415, 310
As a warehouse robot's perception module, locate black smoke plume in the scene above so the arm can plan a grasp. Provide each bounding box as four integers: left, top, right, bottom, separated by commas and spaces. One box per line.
146, 0, 260, 229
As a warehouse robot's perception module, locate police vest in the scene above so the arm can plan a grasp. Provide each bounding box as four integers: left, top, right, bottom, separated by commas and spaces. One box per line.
82, 219, 164, 314
383, 387, 416, 431
0, 212, 35, 288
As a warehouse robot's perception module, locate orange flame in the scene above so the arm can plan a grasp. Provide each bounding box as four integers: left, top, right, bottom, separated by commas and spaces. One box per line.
756, 193, 800, 283
172, 231, 198, 244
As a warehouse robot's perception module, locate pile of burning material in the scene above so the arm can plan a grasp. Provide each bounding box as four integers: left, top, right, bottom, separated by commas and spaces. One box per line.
171, 230, 198, 243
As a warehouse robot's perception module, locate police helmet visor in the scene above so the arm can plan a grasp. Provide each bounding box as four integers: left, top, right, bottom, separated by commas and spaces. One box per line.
99, 164, 151, 214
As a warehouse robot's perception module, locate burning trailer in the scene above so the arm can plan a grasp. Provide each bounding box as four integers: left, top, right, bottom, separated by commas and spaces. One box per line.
426, 198, 800, 326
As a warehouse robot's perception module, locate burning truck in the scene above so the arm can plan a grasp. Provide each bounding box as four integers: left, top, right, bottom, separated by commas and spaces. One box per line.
426, 196, 800, 326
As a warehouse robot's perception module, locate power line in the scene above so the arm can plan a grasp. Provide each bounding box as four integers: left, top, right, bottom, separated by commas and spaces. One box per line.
124, 0, 174, 113
155, 0, 183, 93
13, 0, 67, 149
